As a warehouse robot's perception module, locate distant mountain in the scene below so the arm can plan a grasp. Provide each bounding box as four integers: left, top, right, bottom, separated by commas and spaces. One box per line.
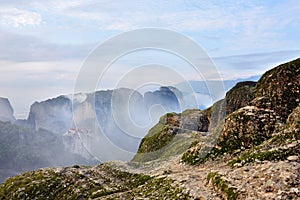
0, 86, 183, 182
24, 95, 73, 134
0, 121, 96, 183
0, 98, 15, 123
17, 87, 182, 161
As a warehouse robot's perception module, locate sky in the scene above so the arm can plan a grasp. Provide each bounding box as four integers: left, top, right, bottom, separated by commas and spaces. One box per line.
0, 0, 300, 118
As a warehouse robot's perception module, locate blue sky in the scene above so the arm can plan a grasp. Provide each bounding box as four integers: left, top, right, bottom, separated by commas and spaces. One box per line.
0, 0, 300, 118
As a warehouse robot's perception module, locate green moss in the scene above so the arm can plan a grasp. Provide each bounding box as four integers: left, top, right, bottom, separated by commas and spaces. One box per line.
135, 113, 177, 155
207, 172, 238, 200
229, 143, 300, 166
132, 109, 203, 163
133, 133, 200, 163
0, 164, 190, 199
181, 109, 200, 115
181, 144, 213, 165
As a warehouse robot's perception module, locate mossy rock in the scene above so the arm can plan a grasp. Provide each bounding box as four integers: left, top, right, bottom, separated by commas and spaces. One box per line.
133, 110, 209, 162
207, 172, 238, 200
181, 120, 224, 165
285, 104, 300, 131
135, 113, 179, 154
225, 81, 257, 115
254, 58, 300, 120
229, 104, 300, 166
206, 81, 256, 130
182, 106, 284, 165
217, 106, 283, 154
0, 164, 190, 199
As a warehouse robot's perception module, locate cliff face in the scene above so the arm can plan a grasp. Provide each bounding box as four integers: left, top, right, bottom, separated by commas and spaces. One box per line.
0, 121, 95, 183
8, 87, 184, 164
254, 58, 300, 120
182, 58, 300, 165
225, 81, 257, 115
0, 87, 183, 183
0, 98, 15, 123
27, 96, 73, 134
26, 87, 182, 136
144, 86, 181, 113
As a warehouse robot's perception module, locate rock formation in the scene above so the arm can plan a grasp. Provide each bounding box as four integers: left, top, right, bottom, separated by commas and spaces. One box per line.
0, 98, 15, 123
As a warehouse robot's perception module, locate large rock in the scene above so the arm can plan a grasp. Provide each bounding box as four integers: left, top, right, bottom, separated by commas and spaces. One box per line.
181, 58, 300, 165
254, 58, 300, 120
206, 81, 256, 130
225, 81, 257, 115
279, 104, 300, 140
132, 109, 209, 162
285, 104, 300, 132
0, 98, 15, 122
180, 109, 209, 132
217, 106, 283, 153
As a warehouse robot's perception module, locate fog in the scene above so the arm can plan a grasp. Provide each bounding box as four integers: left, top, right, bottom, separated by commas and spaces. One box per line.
1, 84, 226, 182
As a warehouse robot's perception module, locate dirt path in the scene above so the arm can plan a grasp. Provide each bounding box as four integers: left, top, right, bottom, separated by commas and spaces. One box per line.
111, 153, 300, 200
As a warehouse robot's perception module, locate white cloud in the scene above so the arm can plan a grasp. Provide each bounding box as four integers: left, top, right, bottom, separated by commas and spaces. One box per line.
0, 29, 93, 62
0, 7, 42, 27
0, 0, 299, 117
0, 59, 81, 118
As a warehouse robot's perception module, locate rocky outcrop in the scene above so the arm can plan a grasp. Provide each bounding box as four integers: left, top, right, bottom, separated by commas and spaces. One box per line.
225, 81, 257, 115
180, 109, 209, 132
132, 109, 209, 162
254, 58, 300, 120
27, 96, 73, 134
135, 112, 181, 155
181, 58, 300, 165
206, 81, 256, 130
217, 106, 283, 153
284, 104, 300, 135
0, 98, 15, 123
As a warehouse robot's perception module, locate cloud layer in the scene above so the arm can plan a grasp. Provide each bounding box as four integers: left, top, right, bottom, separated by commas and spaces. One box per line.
0, 0, 300, 117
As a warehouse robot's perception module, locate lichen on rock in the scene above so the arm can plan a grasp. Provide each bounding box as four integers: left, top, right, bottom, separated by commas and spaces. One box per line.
254, 58, 300, 120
